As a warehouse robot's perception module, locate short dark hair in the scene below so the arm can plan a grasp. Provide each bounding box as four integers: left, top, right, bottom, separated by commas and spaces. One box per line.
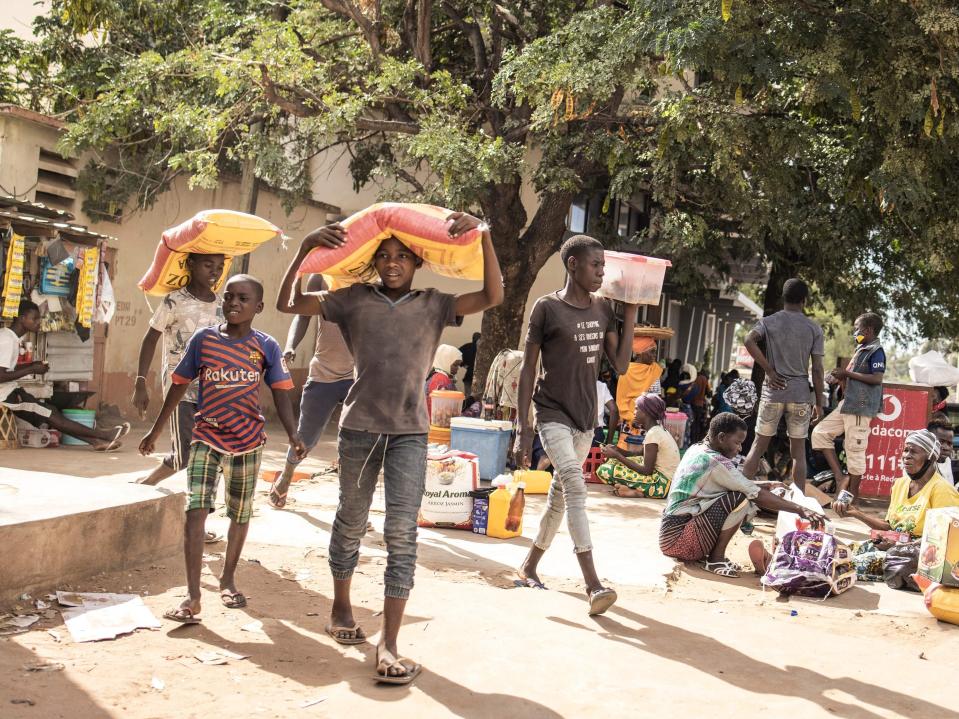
928, 419, 954, 434
560, 234, 604, 270
856, 312, 883, 334
782, 278, 809, 304
18, 300, 40, 317
187, 252, 225, 262
225, 274, 264, 301
709, 412, 748, 437
472, 332, 481, 342
727, 369, 740, 380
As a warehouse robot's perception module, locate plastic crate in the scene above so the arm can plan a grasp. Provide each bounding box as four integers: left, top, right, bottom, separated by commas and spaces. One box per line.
583, 446, 605, 484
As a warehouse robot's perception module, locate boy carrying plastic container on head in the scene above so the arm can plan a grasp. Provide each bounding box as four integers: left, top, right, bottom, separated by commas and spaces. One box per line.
139, 275, 305, 623
133, 252, 226, 486
276, 212, 502, 685
513, 235, 638, 615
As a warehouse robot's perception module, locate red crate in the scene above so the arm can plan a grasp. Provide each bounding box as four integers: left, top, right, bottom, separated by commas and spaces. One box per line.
583, 446, 605, 484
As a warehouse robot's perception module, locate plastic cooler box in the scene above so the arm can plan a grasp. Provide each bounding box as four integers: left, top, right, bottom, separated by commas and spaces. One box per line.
450, 418, 512, 480
597, 251, 671, 305
62, 408, 96, 446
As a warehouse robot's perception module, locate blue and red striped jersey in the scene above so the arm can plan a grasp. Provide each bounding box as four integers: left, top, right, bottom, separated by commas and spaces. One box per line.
172, 326, 293, 453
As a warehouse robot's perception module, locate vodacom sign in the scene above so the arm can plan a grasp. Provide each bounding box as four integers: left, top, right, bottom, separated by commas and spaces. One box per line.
861, 384, 933, 497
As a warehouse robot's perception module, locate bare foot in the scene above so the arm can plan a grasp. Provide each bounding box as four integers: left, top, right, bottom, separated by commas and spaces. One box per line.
612, 486, 642, 498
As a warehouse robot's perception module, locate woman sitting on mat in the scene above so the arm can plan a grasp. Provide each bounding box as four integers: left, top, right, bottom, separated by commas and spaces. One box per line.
659, 412, 823, 578
598, 393, 679, 498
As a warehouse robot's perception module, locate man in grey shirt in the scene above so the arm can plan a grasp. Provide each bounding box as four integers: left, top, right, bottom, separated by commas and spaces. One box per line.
742, 278, 825, 489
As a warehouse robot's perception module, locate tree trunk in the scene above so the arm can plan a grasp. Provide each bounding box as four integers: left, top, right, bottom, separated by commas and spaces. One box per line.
470, 185, 577, 397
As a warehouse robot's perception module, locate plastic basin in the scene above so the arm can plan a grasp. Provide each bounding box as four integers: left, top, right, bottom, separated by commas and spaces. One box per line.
597, 251, 671, 305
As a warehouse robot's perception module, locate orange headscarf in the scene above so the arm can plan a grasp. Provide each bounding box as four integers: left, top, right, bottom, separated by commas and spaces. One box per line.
633, 335, 656, 354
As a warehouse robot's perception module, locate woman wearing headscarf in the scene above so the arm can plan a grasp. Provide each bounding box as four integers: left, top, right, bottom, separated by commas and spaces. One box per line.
425, 344, 462, 419
839, 429, 959, 585
598, 393, 680, 498
615, 335, 663, 428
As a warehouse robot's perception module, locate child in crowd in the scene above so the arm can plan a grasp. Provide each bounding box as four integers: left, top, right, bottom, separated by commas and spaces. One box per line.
514, 235, 637, 614
270, 274, 355, 509
599, 393, 680, 498
139, 275, 305, 623
276, 212, 502, 685
133, 252, 225, 486
812, 312, 886, 505
1, 300, 129, 450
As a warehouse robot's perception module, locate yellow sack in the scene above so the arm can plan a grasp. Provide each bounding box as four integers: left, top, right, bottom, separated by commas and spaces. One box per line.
297, 203, 484, 285
138, 210, 280, 296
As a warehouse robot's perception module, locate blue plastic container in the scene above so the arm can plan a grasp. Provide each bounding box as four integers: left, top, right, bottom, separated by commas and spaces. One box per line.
62, 408, 95, 446
450, 418, 512, 480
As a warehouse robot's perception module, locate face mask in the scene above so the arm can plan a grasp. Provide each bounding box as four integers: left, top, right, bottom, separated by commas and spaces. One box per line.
854, 333, 865, 344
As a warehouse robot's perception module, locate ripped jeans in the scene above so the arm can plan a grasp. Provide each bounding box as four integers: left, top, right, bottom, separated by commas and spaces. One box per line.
533, 421, 595, 554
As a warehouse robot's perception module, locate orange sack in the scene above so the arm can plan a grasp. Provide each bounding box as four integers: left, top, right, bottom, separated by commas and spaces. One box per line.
296, 203, 484, 285
138, 210, 281, 296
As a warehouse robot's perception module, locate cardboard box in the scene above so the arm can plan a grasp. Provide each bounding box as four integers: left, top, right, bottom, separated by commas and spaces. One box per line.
918, 508, 959, 588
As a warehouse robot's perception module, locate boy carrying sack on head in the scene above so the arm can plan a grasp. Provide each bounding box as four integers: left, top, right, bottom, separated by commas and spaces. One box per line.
139, 274, 305, 623
276, 211, 502, 685
513, 235, 638, 615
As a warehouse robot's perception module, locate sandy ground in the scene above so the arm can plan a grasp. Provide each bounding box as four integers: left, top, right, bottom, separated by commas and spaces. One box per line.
2, 424, 958, 718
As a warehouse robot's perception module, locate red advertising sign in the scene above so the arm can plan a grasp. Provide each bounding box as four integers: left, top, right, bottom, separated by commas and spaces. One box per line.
860, 384, 933, 497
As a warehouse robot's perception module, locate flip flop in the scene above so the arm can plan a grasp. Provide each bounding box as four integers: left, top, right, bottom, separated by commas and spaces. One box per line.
588, 587, 617, 616
514, 571, 547, 590
95, 423, 130, 452
204, 531, 223, 544
164, 607, 201, 624
268, 485, 288, 509
325, 623, 366, 645
220, 590, 247, 609
375, 648, 421, 685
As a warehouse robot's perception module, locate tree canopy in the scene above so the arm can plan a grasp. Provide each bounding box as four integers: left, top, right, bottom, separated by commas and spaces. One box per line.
7, 0, 959, 382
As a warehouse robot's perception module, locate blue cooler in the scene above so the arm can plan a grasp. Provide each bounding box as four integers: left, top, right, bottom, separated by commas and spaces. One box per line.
450, 418, 513, 480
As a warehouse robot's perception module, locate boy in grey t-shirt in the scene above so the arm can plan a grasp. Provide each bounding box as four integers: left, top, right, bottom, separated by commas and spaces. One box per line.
742, 278, 825, 489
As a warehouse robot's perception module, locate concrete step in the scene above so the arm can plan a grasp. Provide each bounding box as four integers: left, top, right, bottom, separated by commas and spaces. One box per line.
0, 469, 182, 602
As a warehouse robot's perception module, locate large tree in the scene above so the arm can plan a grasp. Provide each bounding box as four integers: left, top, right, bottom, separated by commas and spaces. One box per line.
12, 0, 959, 390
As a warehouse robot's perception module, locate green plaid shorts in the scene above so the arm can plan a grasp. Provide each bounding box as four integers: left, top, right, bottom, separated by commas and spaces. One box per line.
186, 441, 263, 524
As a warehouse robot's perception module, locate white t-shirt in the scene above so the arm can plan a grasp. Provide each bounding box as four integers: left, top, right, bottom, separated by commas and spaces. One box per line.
644, 424, 682, 479
596, 380, 613, 428
0, 327, 21, 402
939, 458, 954, 485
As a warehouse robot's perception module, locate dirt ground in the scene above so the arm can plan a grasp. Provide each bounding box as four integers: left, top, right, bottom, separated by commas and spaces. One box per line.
2, 424, 958, 718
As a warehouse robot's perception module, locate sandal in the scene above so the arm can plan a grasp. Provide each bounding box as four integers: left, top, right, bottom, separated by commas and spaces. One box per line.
375, 647, 421, 685
163, 606, 201, 624
95, 423, 131, 452
703, 560, 741, 578
220, 590, 247, 609
204, 531, 223, 544
268, 485, 288, 509
325, 623, 366, 645
588, 587, 617, 616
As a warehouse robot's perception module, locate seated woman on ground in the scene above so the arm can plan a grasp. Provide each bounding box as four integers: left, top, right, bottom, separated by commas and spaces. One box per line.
835, 428, 959, 583
598, 393, 680, 498
659, 412, 824, 578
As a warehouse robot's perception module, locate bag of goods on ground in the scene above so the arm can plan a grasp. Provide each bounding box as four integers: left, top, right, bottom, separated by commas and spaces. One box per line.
418, 450, 479, 530
761, 530, 857, 598
918, 507, 959, 588
774, 486, 826, 539
138, 210, 281, 295
296, 203, 484, 286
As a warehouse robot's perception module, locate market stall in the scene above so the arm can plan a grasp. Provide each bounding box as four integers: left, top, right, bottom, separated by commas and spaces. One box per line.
0, 196, 118, 445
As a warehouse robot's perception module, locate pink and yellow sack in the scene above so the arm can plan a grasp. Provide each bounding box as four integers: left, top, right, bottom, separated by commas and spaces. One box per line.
139, 209, 281, 296
297, 203, 484, 285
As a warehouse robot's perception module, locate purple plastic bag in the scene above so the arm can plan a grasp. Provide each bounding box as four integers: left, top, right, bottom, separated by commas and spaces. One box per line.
761, 530, 857, 598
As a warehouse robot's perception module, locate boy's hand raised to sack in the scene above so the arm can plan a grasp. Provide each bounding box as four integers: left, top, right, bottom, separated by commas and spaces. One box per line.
301, 223, 346, 252
446, 212, 488, 237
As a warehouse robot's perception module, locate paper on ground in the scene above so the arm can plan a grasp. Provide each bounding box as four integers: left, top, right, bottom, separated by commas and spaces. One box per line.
56, 591, 161, 642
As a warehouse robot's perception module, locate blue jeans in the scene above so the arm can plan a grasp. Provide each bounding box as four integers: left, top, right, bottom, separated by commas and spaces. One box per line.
286, 379, 353, 464
328, 428, 427, 599
534, 421, 595, 554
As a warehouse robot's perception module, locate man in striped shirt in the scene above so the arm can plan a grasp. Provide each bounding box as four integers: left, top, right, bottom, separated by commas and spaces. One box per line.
140, 275, 305, 623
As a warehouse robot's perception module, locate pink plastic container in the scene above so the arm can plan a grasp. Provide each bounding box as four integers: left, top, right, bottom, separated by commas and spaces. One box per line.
597, 252, 671, 305
663, 411, 688, 447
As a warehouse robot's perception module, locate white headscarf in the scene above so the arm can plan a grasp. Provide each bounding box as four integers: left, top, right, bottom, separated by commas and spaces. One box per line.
905, 429, 942, 462
432, 344, 462, 375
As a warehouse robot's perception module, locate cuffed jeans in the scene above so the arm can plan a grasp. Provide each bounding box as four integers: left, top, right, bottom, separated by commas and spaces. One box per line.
286, 379, 353, 464
533, 421, 595, 554
328, 428, 427, 599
